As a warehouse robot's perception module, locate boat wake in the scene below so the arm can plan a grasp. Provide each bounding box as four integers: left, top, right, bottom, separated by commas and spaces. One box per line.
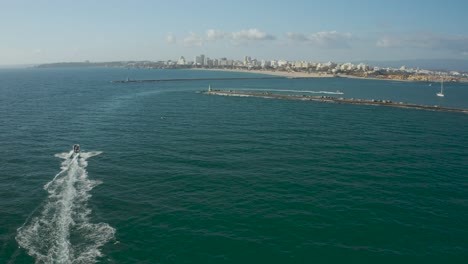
16, 149, 115, 264
238, 88, 344, 95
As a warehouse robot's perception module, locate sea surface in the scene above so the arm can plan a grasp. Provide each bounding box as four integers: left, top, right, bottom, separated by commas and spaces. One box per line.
0, 68, 467, 263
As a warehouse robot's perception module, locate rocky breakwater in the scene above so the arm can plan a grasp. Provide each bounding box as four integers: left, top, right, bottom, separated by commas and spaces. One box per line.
201, 90, 468, 114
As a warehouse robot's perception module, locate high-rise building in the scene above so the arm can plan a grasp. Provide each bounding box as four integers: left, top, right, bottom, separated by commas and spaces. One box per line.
244, 56, 251, 66
194, 56, 202, 65
200, 54, 205, 66
261, 60, 271, 68
219, 58, 228, 67
204, 56, 212, 67
194, 54, 206, 66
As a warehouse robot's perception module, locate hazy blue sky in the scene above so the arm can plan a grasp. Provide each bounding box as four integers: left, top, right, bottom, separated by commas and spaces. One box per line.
1, 0, 468, 65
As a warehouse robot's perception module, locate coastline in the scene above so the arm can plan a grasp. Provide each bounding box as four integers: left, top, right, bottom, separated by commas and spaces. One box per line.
191, 68, 468, 83
190, 68, 416, 82
337, 74, 417, 82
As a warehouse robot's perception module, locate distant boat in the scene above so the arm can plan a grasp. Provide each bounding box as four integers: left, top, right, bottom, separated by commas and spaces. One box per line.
436, 78, 444, 97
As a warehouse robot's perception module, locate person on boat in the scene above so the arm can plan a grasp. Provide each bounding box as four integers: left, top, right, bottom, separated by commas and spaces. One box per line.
73, 144, 80, 153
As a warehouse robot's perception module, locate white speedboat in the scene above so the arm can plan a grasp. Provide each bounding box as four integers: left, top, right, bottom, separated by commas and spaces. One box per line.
73, 144, 80, 153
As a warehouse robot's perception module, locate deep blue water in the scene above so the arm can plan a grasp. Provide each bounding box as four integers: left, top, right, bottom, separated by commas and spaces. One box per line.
1, 68, 467, 263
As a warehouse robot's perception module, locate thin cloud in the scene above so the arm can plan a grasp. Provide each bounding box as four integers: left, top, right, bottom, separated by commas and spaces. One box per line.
376, 33, 468, 54
376, 34, 434, 49
231, 28, 275, 41
182, 28, 275, 46
309, 31, 352, 48
376, 36, 400, 48
287, 31, 353, 48
166, 33, 176, 44
183, 32, 203, 47
286, 32, 309, 42
206, 29, 226, 41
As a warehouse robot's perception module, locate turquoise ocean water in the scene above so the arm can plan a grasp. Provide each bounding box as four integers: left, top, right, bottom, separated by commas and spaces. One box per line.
0, 68, 467, 263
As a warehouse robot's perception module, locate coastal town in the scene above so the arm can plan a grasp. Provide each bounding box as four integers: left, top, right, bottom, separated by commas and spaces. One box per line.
37, 55, 468, 82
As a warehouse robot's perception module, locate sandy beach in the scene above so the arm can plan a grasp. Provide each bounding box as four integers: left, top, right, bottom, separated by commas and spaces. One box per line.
191, 68, 468, 83
191, 68, 335, 78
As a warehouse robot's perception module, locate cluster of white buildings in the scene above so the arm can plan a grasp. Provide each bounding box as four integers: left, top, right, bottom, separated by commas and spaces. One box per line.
178, 55, 238, 67
170, 54, 466, 77
175, 54, 373, 73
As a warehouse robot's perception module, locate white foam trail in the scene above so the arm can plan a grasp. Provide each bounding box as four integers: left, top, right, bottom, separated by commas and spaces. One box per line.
16, 150, 115, 264
236, 88, 344, 94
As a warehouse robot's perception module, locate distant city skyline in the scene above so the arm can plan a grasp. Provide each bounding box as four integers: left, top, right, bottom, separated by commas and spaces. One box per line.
1, 0, 468, 65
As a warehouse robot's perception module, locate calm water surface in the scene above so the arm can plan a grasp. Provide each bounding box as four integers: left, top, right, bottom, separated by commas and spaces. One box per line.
0, 68, 467, 263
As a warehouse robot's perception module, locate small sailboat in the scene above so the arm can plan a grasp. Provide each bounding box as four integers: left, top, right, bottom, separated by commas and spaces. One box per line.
436, 78, 444, 97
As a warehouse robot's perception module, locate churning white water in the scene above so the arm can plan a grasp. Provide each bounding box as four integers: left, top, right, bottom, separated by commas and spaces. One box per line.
16, 150, 115, 264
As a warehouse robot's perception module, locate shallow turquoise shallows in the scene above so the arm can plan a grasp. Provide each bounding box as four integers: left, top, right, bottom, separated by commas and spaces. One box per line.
1, 68, 467, 263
